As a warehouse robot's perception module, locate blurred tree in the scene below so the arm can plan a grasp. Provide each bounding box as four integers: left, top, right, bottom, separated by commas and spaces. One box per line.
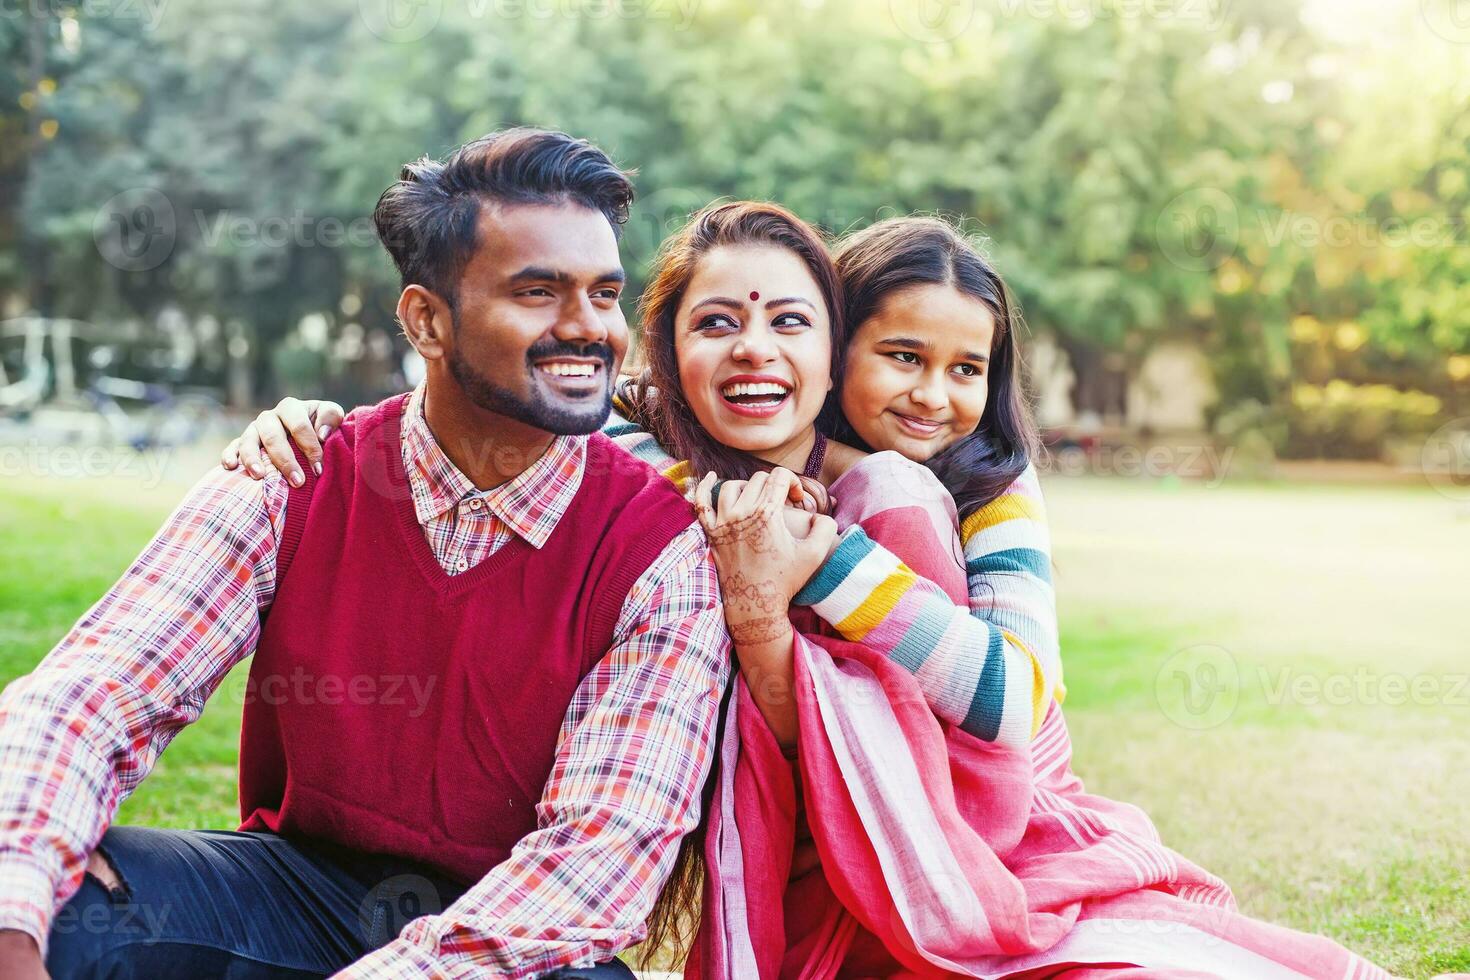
5, 0, 1467, 438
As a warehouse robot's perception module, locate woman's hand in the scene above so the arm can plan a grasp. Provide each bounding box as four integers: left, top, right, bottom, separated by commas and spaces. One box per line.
220, 397, 346, 486
693, 468, 838, 646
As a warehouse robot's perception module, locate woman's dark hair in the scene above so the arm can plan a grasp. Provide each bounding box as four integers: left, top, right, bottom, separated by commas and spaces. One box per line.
621, 200, 845, 482
372, 127, 636, 311
831, 216, 1039, 515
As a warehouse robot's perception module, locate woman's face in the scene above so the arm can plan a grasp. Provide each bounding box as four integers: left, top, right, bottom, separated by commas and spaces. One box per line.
673, 244, 833, 464
839, 282, 995, 463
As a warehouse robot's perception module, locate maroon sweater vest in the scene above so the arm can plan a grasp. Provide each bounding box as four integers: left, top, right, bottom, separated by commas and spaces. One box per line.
238, 394, 696, 883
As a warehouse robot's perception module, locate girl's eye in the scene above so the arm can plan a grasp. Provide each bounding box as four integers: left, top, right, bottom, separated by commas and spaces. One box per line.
772, 312, 810, 329
698, 314, 738, 331
888, 351, 919, 365
954, 363, 982, 377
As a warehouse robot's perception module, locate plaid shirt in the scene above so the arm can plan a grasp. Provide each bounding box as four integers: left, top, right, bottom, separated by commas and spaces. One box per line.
0, 384, 730, 978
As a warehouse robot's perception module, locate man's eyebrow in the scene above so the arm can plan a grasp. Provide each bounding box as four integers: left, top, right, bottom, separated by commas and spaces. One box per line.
507, 266, 626, 285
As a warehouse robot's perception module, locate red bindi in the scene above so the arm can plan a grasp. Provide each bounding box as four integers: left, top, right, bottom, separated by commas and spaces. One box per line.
749, 291, 759, 302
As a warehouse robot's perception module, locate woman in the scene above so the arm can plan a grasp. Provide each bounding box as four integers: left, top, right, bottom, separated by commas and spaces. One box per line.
221, 207, 1393, 979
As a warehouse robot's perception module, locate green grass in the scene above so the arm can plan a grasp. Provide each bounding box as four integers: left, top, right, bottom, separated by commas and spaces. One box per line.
2, 463, 1467, 975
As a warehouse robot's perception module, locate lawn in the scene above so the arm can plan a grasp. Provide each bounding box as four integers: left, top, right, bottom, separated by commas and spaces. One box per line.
1, 458, 1467, 976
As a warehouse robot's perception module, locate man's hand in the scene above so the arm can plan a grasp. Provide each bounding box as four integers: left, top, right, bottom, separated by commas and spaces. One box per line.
0, 929, 49, 980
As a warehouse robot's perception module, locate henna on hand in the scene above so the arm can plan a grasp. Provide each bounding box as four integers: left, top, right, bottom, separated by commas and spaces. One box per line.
729, 612, 793, 646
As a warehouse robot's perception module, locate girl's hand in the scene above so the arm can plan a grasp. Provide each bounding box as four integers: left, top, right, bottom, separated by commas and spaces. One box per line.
693, 468, 838, 646
220, 397, 345, 486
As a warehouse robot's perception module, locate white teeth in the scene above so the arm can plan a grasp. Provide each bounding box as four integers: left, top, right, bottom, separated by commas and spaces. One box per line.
541, 362, 597, 377
721, 382, 789, 398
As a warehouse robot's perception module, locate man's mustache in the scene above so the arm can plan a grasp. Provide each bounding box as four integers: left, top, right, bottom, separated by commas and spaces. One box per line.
525, 340, 616, 371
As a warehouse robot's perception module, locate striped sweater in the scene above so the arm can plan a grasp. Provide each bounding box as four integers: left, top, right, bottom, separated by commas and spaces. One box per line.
605, 392, 1061, 748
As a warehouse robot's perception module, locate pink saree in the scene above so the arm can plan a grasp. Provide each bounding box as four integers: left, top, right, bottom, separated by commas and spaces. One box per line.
687, 456, 1392, 980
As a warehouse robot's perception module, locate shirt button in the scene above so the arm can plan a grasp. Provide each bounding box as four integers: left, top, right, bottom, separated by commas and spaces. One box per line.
469, 498, 484, 511
455, 557, 468, 572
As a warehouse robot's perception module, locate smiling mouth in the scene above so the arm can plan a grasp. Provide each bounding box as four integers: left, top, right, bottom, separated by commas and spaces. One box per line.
890, 410, 946, 436
720, 380, 791, 408
536, 359, 603, 382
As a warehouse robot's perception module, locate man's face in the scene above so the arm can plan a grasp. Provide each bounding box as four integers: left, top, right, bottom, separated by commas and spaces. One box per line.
443, 200, 628, 435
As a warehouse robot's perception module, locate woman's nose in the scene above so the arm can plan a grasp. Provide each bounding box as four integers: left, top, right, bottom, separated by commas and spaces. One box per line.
732, 329, 777, 365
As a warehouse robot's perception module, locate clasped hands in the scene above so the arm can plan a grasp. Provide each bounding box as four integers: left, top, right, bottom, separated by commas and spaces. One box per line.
692, 468, 838, 648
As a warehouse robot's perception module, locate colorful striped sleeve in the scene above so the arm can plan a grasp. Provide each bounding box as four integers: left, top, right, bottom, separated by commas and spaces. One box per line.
794, 462, 1061, 748
606, 389, 696, 495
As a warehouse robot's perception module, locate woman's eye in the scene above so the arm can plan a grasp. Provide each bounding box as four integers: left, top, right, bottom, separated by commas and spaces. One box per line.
954, 363, 981, 377
698, 314, 738, 331
888, 351, 919, 365
772, 312, 810, 329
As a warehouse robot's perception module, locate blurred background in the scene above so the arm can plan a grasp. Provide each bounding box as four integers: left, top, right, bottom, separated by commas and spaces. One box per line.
1, 0, 1467, 974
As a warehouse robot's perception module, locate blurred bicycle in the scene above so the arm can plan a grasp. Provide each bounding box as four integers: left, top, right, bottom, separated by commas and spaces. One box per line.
81, 346, 229, 450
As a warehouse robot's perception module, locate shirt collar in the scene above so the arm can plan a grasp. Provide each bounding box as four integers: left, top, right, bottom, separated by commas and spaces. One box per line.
400, 383, 586, 549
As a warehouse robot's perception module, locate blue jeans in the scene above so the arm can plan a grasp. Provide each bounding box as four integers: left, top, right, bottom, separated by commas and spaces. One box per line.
45, 825, 637, 980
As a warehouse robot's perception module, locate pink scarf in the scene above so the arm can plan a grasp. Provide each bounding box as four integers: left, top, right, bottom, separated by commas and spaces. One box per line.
689, 487, 1392, 980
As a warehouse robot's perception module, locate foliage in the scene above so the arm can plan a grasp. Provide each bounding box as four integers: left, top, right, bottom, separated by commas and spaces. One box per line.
1, 0, 1466, 440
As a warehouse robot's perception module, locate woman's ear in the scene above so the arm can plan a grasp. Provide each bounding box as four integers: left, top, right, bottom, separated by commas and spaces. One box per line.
398, 285, 452, 361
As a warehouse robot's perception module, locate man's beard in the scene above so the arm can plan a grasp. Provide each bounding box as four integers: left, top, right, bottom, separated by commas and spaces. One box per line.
445, 336, 615, 437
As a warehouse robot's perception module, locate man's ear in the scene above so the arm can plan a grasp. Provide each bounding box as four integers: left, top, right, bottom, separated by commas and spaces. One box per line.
398, 285, 453, 361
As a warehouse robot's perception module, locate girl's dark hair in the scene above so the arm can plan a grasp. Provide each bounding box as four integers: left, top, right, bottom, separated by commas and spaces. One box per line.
621, 200, 844, 482
372, 127, 636, 310
629, 201, 841, 968
831, 216, 1039, 514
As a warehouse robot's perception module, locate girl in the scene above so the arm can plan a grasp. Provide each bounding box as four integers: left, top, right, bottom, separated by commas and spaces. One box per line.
222, 208, 1392, 980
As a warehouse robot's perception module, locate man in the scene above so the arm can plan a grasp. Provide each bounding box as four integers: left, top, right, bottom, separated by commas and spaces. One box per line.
0, 129, 730, 978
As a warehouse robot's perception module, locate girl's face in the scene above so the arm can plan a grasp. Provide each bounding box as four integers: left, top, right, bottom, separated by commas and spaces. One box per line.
839, 282, 995, 463
673, 244, 834, 464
